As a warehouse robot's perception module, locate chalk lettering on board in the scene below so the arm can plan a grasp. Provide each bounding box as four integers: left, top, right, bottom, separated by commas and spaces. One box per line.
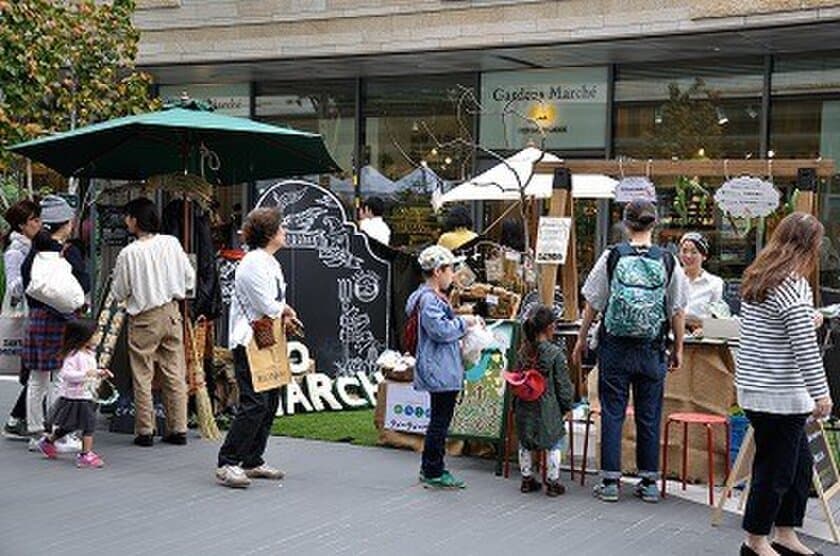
256, 180, 391, 378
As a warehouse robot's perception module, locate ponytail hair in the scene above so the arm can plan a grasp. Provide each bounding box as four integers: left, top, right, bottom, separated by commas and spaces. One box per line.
519, 304, 556, 362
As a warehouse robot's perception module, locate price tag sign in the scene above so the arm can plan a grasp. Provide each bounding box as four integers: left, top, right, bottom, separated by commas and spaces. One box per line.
615, 176, 656, 204
535, 217, 572, 265
714, 177, 780, 218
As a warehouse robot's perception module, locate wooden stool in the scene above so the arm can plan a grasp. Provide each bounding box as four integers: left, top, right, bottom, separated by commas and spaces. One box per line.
660, 412, 730, 506
503, 404, 576, 481
580, 405, 634, 486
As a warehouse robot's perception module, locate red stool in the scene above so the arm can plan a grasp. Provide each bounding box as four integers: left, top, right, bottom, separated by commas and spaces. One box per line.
503, 404, 576, 482
580, 405, 634, 486
660, 412, 730, 506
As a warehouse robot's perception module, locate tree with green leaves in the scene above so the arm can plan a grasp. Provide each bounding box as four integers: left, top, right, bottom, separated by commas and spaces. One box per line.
0, 0, 158, 190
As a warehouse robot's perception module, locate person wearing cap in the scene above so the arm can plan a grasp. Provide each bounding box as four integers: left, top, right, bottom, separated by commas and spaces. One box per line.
572, 198, 688, 504
678, 232, 724, 333
21, 195, 90, 446
405, 244, 478, 489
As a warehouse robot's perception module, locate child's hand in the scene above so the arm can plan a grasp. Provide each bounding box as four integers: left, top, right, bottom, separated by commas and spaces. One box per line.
98, 368, 113, 379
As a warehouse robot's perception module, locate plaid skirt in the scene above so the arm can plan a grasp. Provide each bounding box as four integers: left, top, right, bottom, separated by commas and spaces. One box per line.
22, 307, 73, 372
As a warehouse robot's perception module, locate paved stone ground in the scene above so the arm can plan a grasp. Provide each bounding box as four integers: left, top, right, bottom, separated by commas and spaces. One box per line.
0, 379, 837, 556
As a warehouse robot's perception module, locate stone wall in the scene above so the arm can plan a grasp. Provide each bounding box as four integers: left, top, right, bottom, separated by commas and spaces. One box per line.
135, 0, 840, 65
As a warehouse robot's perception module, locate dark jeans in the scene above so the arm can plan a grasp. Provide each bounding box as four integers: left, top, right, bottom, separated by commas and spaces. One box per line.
217, 347, 280, 469
597, 334, 667, 481
10, 386, 26, 420
421, 391, 459, 479
743, 411, 812, 536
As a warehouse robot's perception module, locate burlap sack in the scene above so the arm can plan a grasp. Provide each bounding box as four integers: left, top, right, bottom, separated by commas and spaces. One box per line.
587, 343, 736, 484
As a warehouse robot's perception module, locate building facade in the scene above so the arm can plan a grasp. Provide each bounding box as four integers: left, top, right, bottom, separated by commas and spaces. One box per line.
135, 0, 840, 286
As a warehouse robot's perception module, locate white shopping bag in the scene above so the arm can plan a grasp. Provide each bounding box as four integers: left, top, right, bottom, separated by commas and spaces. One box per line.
25, 252, 84, 314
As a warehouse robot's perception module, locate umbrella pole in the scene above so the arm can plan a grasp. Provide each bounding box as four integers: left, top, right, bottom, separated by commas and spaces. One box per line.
480, 200, 521, 237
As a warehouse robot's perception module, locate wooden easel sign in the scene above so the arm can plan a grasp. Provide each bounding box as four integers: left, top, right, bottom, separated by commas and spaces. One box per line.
712, 421, 840, 544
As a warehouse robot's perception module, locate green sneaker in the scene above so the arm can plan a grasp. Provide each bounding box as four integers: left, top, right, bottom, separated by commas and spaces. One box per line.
593, 481, 619, 502
634, 480, 660, 503
421, 470, 467, 489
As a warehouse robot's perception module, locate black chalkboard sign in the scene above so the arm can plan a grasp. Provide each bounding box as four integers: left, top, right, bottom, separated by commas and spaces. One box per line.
256, 180, 391, 378
807, 420, 839, 493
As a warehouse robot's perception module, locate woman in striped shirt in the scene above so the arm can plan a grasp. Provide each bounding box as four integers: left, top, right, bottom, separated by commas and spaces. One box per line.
736, 212, 831, 556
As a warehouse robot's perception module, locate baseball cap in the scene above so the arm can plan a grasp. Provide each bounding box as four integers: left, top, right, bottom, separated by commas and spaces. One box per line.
623, 198, 657, 231
418, 245, 465, 271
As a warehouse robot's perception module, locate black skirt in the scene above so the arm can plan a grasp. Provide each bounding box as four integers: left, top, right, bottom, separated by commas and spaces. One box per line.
48, 398, 97, 435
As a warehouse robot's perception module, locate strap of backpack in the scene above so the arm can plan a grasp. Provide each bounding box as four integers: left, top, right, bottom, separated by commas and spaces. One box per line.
606, 242, 633, 283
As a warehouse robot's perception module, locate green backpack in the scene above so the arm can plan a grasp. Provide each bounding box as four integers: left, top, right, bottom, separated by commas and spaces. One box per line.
603, 243, 674, 340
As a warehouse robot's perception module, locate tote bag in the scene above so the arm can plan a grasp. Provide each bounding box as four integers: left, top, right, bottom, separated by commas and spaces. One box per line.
25, 252, 84, 314
0, 289, 26, 375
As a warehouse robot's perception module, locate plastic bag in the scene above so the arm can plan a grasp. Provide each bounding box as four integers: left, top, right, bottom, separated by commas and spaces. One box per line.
461, 320, 497, 368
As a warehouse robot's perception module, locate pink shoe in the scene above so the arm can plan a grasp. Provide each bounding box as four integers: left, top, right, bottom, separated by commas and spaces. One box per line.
37, 437, 57, 459
76, 451, 104, 468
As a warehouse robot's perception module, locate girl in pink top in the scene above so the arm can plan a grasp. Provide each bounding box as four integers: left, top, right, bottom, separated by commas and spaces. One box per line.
36, 320, 111, 468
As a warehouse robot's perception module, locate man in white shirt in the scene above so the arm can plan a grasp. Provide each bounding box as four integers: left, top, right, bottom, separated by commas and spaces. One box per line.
112, 198, 196, 448
358, 196, 391, 246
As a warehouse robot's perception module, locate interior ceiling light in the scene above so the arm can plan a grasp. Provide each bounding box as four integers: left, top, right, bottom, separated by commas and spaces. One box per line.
654, 106, 663, 125
745, 106, 758, 119
716, 107, 729, 126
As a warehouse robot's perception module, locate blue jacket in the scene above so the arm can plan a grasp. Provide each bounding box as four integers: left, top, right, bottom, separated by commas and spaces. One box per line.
405, 284, 467, 393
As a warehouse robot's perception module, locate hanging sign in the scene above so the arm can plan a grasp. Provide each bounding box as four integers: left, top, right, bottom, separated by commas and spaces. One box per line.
614, 176, 656, 204
714, 177, 780, 218
535, 217, 572, 265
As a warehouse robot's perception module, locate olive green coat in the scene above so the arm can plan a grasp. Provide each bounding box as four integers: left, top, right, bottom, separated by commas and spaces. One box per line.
513, 340, 574, 450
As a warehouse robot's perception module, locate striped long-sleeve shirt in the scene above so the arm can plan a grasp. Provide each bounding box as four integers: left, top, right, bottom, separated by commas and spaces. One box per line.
735, 275, 828, 414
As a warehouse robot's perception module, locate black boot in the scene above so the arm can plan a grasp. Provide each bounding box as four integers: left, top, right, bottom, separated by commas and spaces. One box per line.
545, 480, 566, 497
133, 434, 154, 447
520, 476, 541, 493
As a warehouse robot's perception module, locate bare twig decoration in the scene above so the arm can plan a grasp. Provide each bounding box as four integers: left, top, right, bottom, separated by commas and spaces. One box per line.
371, 84, 558, 290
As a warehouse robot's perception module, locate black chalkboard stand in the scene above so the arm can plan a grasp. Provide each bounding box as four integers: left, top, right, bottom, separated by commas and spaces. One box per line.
712, 421, 840, 544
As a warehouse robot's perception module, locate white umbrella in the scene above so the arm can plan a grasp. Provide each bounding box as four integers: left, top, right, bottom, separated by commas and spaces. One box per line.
432, 147, 617, 210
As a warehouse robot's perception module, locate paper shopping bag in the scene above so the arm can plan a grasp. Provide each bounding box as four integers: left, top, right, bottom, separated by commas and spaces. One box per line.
246, 318, 291, 393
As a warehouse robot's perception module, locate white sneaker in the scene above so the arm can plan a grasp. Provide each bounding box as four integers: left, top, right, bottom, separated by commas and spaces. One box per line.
28, 436, 42, 452
216, 465, 251, 489
244, 464, 285, 480
55, 433, 82, 454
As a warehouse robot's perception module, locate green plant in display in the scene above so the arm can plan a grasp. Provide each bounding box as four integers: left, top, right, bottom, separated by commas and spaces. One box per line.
673, 176, 711, 226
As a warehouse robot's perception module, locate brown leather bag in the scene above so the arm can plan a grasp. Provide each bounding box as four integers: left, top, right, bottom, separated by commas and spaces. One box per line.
251, 316, 276, 349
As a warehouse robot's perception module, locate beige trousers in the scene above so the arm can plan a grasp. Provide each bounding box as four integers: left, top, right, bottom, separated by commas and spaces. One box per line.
127, 301, 187, 436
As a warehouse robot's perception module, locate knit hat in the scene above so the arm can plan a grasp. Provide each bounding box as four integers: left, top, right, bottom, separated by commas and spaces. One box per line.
418, 245, 464, 271
680, 232, 710, 257
623, 198, 657, 231
40, 195, 75, 225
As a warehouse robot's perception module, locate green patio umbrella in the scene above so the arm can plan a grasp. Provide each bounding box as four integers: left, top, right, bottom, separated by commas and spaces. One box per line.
7, 104, 340, 183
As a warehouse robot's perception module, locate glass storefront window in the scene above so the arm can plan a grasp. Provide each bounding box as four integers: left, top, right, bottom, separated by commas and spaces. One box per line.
255, 79, 356, 208
771, 52, 840, 294
364, 74, 477, 247
615, 58, 764, 159
612, 59, 765, 279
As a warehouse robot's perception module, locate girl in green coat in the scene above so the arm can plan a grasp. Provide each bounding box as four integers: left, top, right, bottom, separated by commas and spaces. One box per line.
515, 305, 575, 497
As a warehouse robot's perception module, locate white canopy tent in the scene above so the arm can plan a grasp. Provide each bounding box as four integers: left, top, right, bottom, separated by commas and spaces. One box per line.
431, 147, 617, 211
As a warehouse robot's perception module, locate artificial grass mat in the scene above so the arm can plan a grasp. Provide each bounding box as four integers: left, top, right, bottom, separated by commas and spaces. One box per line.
271, 409, 378, 447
